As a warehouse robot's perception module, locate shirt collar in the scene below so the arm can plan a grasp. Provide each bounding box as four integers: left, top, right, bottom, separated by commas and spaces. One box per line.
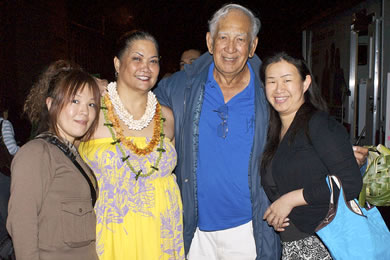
206, 62, 217, 88
206, 62, 255, 97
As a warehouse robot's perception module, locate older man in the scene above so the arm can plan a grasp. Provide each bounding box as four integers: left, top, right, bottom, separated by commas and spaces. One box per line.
155, 4, 279, 259
155, 3, 366, 260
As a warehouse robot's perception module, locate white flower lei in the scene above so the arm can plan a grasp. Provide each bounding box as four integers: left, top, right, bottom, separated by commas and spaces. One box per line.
107, 82, 157, 131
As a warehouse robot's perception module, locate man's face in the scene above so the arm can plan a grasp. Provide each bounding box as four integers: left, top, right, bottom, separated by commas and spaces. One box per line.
180, 49, 201, 70
206, 10, 258, 78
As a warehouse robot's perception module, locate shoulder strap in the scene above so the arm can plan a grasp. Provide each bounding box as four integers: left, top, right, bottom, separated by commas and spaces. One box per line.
37, 135, 97, 207
70, 158, 97, 208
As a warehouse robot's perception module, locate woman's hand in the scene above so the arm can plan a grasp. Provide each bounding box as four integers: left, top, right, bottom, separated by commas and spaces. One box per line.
263, 195, 293, 231
263, 189, 307, 231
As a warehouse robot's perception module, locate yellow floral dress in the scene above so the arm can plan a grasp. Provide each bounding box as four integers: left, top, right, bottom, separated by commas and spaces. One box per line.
79, 136, 184, 260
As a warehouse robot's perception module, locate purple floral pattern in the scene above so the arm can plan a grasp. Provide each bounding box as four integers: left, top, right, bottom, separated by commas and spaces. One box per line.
80, 137, 184, 259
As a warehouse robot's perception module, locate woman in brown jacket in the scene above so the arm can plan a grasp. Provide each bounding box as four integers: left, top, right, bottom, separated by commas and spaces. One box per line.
7, 60, 100, 260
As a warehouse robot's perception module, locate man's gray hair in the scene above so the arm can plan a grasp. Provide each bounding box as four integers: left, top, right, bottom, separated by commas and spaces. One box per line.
208, 4, 261, 42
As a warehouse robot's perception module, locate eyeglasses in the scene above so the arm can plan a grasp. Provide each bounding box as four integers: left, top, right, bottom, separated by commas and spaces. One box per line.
213, 104, 228, 139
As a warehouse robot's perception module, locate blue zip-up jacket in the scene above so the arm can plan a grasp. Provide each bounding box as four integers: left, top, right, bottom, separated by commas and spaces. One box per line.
154, 52, 281, 259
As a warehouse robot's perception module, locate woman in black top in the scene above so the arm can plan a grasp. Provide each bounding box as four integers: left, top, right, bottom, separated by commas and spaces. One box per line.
260, 52, 362, 259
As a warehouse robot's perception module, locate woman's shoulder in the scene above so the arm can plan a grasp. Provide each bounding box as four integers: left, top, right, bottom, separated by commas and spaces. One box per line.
16, 138, 50, 155
160, 105, 173, 119
160, 105, 174, 140
309, 110, 330, 124
309, 110, 347, 136
310, 110, 339, 126
11, 139, 54, 169
16, 137, 65, 158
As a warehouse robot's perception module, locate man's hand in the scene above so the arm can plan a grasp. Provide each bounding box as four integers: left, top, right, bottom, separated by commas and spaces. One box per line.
353, 146, 369, 167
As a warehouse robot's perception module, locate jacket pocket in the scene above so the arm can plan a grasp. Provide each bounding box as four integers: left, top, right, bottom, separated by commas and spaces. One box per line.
61, 200, 96, 248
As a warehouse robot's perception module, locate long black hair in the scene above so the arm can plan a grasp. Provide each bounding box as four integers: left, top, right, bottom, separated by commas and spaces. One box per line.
260, 52, 328, 170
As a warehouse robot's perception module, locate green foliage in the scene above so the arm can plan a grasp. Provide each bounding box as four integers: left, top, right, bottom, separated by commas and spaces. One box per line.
359, 144, 390, 207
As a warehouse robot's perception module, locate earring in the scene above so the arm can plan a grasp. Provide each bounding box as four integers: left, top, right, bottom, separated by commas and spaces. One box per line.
115, 71, 118, 78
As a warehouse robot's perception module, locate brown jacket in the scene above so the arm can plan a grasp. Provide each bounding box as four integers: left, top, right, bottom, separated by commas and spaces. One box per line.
7, 138, 98, 260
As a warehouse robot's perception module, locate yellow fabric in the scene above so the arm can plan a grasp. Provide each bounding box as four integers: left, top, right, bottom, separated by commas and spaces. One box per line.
79, 137, 184, 260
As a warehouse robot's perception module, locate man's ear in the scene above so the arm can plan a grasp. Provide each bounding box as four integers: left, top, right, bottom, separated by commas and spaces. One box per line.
249, 37, 258, 58
206, 32, 214, 55
46, 97, 53, 111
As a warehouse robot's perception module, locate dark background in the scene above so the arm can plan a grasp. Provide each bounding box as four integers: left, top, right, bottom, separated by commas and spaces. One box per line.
2, 0, 390, 230
1, 0, 362, 143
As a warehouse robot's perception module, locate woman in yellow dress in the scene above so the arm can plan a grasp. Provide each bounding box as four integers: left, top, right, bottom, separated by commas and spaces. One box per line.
79, 31, 184, 260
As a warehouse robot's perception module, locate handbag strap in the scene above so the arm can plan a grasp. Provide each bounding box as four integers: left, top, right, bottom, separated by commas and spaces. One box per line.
327, 175, 363, 216
308, 135, 363, 213
327, 176, 338, 205
37, 135, 97, 207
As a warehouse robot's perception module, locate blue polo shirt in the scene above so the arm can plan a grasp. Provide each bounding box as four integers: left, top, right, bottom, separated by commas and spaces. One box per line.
197, 62, 255, 231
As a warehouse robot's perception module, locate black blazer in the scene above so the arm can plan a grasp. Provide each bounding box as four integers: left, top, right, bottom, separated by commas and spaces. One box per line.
263, 110, 362, 235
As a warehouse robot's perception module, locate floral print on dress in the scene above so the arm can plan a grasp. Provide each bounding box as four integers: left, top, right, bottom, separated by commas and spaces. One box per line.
79, 137, 184, 260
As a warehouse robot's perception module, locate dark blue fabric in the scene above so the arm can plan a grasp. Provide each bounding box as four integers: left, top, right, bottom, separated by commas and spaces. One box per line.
154, 52, 281, 259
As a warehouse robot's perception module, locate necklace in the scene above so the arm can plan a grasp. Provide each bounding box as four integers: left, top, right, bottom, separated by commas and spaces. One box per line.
101, 95, 166, 180
103, 94, 162, 156
107, 82, 157, 131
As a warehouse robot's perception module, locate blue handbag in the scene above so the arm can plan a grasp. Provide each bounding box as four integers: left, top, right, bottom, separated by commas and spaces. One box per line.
315, 175, 390, 260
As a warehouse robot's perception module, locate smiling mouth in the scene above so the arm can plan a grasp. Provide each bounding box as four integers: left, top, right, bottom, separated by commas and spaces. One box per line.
75, 120, 88, 126
223, 57, 236, 62
136, 75, 151, 81
275, 97, 288, 103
